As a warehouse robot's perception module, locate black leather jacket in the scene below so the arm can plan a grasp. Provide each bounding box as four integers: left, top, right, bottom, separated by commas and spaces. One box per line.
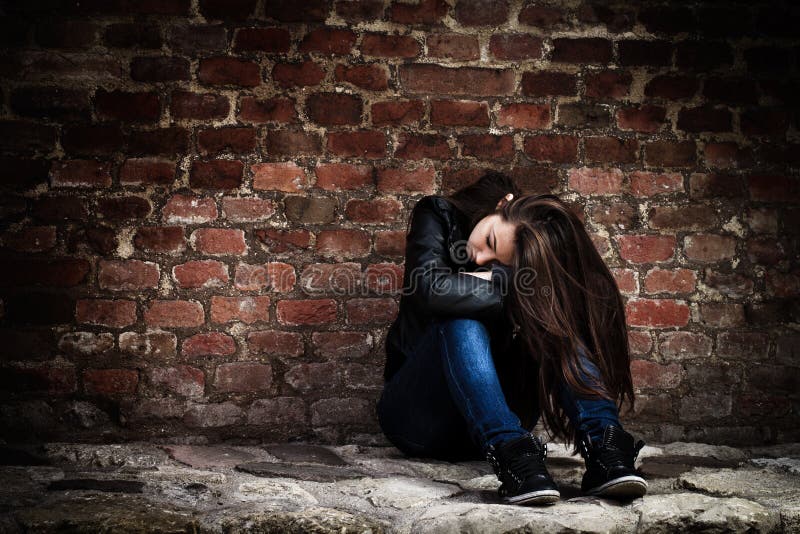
383, 195, 516, 382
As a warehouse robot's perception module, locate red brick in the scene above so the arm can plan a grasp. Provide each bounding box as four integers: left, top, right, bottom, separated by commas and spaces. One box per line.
264, 0, 327, 22
496, 103, 550, 129
703, 77, 759, 106
95, 90, 160, 122
267, 263, 296, 292
556, 103, 610, 128
61, 124, 123, 155
716, 331, 770, 360
699, 302, 745, 327
616, 105, 667, 133
10, 86, 91, 120
284, 361, 379, 393
371, 100, 424, 126
247, 397, 307, 426
689, 173, 746, 199
677, 105, 732, 133
648, 205, 717, 231
199, 0, 254, 19
173, 259, 229, 288
626, 299, 690, 327
365, 263, 404, 294
198, 57, 261, 87
311, 397, 372, 426
644, 267, 697, 294
76, 299, 137, 327
518, 4, 567, 27
264, 128, 322, 157
585, 137, 639, 164
252, 162, 307, 192
629, 171, 683, 197
618, 40, 672, 66
167, 23, 227, 54
198, 127, 257, 154
2, 365, 76, 395
210, 295, 270, 324
119, 330, 177, 358
334, 63, 389, 91
741, 107, 790, 137
315, 163, 373, 190
683, 234, 736, 262
1, 226, 57, 253
248, 330, 304, 357
284, 196, 337, 223
133, 226, 186, 253
222, 195, 278, 223
191, 228, 247, 255
49, 159, 112, 188
746, 237, 786, 265
162, 194, 218, 224
390, 0, 448, 24
765, 270, 800, 298
299, 262, 361, 294
131, 56, 190, 82
144, 300, 205, 328
611, 268, 637, 294
374, 231, 405, 257
521, 71, 577, 96
645, 141, 696, 167
105, 22, 162, 48
585, 70, 632, 98
316, 229, 372, 258
183, 402, 243, 427
748, 174, 800, 203
430, 100, 489, 127
214, 362, 270, 392
568, 167, 624, 195
83, 368, 138, 395
523, 135, 578, 162
454, 0, 509, 26
577, 3, 635, 32
233, 27, 290, 52
272, 60, 326, 88
703, 142, 753, 169
659, 331, 712, 362
644, 74, 698, 100
120, 158, 175, 186
328, 130, 386, 158
306, 92, 362, 126
345, 198, 402, 224
460, 134, 514, 161
97, 196, 151, 220
311, 331, 372, 359
183, 331, 237, 357
489, 34, 543, 60
628, 331, 653, 355
361, 32, 421, 58
395, 133, 452, 160
238, 96, 297, 123
170, 90, 229, 119
98, 259, 160, 290
590, 203, 638, 230
616, 234, 676, 263
345, 297, 399, 324
376, 166, 436, 194
0, 256, 90, 287
126, 127, 190, 156
551, 38, 612, 63
399, 64, 514, 96
676, 41, 733, 71
35, 19, 99, 49
189, 160, 243, 190
299, 28, 357, 55
148, 365, 204, 397
631, 360, 682, 389
426, 33, 480, 61
276, 299, 338, 325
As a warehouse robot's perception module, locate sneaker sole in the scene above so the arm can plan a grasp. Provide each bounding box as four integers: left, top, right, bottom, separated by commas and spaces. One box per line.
504, 489, 561, 506
587, 476, 648, 498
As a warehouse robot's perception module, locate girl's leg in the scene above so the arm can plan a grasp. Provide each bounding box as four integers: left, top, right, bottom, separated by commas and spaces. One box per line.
436, 318, 529, 452
555, 342, 623, 445
376, 321, 484, 461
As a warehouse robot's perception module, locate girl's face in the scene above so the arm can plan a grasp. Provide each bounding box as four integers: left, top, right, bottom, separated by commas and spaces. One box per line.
466, 194, 517, 266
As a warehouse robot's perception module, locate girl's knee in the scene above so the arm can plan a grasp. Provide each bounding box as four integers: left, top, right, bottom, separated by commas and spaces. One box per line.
438, 317, 490, 340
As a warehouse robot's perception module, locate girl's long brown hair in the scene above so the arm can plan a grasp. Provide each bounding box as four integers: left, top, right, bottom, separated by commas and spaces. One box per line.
444, 172, 635, 451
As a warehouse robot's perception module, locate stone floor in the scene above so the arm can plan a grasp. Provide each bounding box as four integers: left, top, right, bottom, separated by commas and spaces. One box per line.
0, 438, 798, 533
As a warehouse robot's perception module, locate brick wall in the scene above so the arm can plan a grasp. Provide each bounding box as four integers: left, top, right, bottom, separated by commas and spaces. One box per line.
0, 0, 797, 446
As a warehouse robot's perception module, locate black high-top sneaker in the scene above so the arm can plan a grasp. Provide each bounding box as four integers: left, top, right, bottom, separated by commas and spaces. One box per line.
484, 433, 560, 505
578, 424, 648, 498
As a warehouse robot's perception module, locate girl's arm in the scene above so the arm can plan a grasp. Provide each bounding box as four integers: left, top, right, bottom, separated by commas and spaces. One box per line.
403, 197, 507, 318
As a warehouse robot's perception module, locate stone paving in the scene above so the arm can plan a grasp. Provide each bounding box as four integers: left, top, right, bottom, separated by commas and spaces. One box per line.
0, 437, 798, 533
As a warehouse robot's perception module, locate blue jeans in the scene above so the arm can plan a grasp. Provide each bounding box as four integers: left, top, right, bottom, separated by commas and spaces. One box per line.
377, 318, 622, 462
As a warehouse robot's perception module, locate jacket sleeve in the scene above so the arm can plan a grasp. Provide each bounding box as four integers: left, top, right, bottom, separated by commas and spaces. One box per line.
403, 197, 507, 319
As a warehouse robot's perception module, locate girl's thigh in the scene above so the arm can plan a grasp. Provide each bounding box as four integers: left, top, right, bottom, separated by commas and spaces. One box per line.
377, 321, 483, 462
